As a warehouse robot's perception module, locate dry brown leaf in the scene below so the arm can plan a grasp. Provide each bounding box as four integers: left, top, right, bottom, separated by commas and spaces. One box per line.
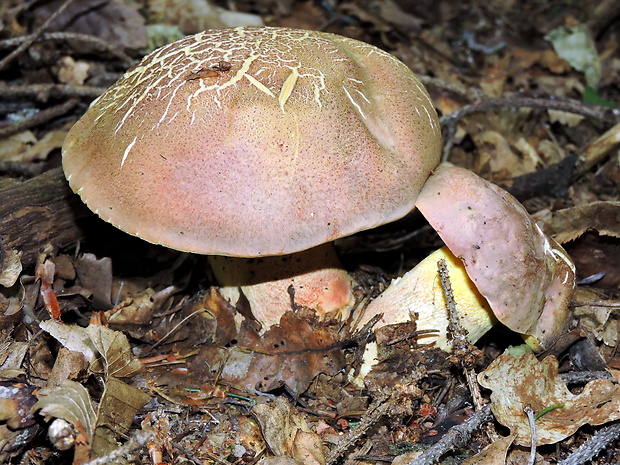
0, 249, 22, 288
33, 0, 146, 51
0, 131, 36, 162
0, 335, 28, 379
86, 324, 143, 378
40, 321, 143, 378
253, 397, 325, 465
90, 376, 150, 459
39, 320, 97, 361
0, 382, 38, 430
535, 201, 620, 243
462, 433, 515, 465
104, 287, 157, 326
18, 129, 67, 163
478, 350, 620, 445
34, 380, 95, 465
75, 253, 113, 309
191, 298, 346, 394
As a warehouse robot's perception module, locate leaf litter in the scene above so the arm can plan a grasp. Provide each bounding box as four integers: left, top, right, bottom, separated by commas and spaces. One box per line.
1, 0, 620, 463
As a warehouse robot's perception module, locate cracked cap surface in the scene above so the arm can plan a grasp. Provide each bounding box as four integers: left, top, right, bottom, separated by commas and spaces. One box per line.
62, 26, 441, 257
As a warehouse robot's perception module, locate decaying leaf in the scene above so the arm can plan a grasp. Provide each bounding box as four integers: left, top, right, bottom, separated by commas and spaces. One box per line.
0, 249, 22, 288
86, 324, 143, 378
0, 382, 38, 430
545, 24, 601, 89
34, 380, 96, 464
462, 433, 515, 465
189, 292, 346, 395
535, 201, 620, 244
90, 376, 151, 459
0, 329, 27, 379
75, 253, 113, 309
252, 397, 325, 465
39, 320, 97, 361
148, 0, 264, 35
478, 350, 620, 445
40, 321, 143, 378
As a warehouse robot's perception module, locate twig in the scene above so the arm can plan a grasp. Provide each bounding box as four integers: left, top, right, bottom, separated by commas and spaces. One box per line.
524, 406, 537, 465
0, 31, 135, 67
437, 259, 485, 412
440, 95, 620, 162
0, 0, 77, 71
0, 99, 78, 138
407, 405, 493, 465
325, 392, 391, 465
0, 83, 108, 102
558, 421, 620, 465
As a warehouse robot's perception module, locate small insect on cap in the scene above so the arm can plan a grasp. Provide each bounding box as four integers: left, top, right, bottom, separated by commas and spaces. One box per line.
62, 27, 441, 257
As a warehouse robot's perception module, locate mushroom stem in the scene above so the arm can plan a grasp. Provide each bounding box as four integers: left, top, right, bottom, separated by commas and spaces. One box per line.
209, 243, 356, 330
354, 246, 496, 350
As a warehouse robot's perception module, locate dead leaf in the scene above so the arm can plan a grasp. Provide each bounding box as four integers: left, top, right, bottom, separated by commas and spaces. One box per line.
56, 56, 90, 86
34, 380, 95, 464
0, 131, 37, 162
40, 321, 143, 378
90, 376, 150, 459
0, 382, 38, 429
39, 320, 97, 361
75, 253, 113, 309
253, 397, 325, 465
535, 201, 620, 243
478, 350, 620, 445
462, 433, 515, 465
86, 324, 143, 378
0, 249, 22, 287
33, 0, 147, 51
190, 295, 346, 395
148, 0, 263, 35
0, 333, 28, 379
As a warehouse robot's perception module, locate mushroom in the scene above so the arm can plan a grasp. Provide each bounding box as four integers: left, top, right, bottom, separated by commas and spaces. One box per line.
62, 26, 574, 350
61, 26, 441, 329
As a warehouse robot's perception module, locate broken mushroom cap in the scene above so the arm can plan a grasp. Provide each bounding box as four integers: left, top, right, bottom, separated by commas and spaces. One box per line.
415, 164, 575, 350
62, 26, 441, 258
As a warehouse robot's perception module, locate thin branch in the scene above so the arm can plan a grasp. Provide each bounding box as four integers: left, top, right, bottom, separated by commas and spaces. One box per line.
440, 95, 620, 162
0, 0, 77, 71
0, 83, 107, 102
0, 31, 135, 67
0, 99, 78, 138
325, 392, 391, 465
408, 405, 494, 465
558, 421, 620, 465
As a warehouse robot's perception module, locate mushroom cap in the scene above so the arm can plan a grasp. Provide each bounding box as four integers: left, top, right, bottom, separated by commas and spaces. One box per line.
415, 164, 575, 349
62, 26, 441, 257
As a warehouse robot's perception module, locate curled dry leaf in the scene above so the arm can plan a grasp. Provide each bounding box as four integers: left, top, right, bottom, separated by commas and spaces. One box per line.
0, 249, 22, 288
190, 291, 346, 395
478, 350, 620, 445
535, 201, 620, 244
86, 324, 143, 378
252, 397, 325, 465
33, 380, 95, 464
39, 321, 143, 378
461, 433, 515, 465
